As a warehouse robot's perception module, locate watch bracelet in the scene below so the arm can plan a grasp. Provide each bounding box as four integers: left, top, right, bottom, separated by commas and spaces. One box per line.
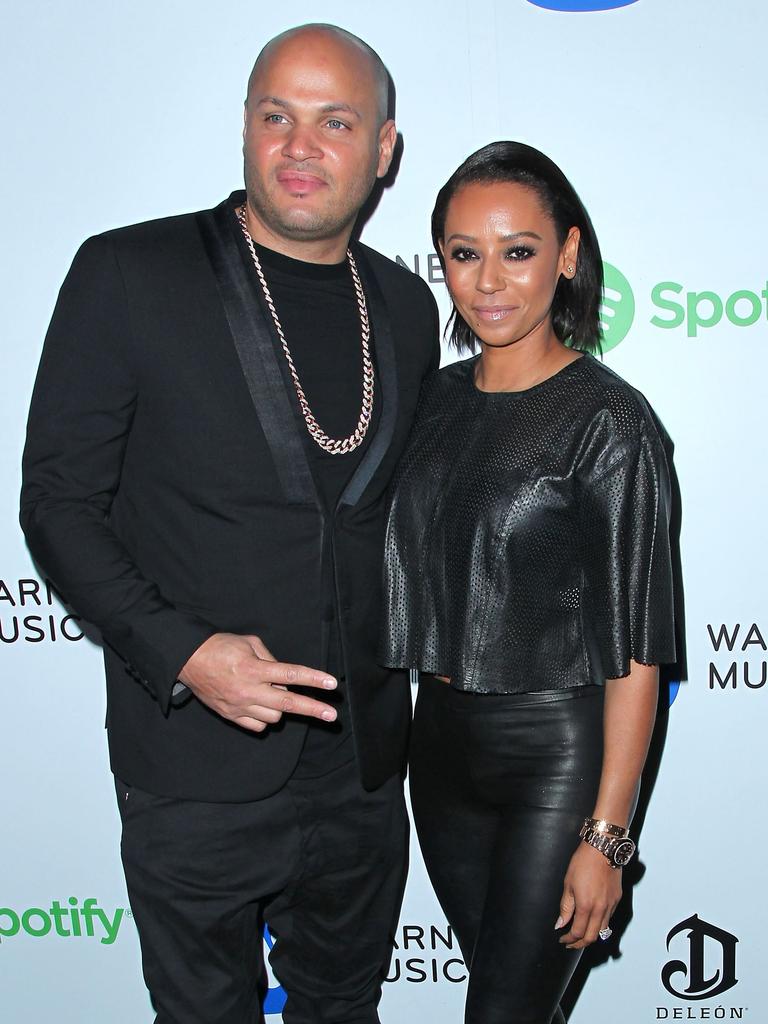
580, 816, 629, 839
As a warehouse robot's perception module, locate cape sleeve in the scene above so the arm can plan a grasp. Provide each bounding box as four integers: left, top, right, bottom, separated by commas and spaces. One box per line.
579, 416, 677, 680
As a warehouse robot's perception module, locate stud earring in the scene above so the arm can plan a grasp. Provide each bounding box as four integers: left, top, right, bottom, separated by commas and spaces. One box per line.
567, 265, 575, 274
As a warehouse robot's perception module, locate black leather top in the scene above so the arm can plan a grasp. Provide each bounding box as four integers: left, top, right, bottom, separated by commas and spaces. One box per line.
380, 353, 676, 693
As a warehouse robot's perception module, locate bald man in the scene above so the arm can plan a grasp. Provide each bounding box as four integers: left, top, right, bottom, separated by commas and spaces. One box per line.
21, 23, 439, 1024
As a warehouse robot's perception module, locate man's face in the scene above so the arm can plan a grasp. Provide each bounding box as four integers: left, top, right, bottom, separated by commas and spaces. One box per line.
243, 33, 395, 253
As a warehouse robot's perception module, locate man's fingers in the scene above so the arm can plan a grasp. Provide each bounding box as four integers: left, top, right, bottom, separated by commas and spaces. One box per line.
247, 635, 277, 661
245, 704, 283, 725
230, 702, 284, 732
231, 691, 335, 728
268, 661, 337, 690
243, 639, 335, 688
233, 716, 268, 734
181, 635, 339, 728
269, 689, 337, 722
233, 703, 287, 731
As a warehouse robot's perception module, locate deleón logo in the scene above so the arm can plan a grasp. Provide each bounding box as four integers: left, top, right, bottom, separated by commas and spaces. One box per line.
0, 898, 125, 946
526, 0, 640, 10
599, 262, 635, 351
662, 915, 738, 1001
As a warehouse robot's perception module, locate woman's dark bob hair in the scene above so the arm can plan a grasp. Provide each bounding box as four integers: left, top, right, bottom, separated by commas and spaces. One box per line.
431, 141, 604, 355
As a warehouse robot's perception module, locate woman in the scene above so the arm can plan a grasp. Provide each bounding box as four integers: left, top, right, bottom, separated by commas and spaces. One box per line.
380, 142, 676, 1024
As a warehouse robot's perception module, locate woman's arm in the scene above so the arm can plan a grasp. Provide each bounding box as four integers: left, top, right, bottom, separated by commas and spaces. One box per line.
556, 660, 658, 949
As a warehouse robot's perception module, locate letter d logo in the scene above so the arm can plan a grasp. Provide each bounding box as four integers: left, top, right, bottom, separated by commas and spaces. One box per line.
662, 914, 738, 1001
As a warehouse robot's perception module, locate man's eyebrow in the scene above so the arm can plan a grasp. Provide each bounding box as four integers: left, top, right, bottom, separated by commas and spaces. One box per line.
254, 96, 290, 109
319, 102, 362, 120
254, 97, 362, 120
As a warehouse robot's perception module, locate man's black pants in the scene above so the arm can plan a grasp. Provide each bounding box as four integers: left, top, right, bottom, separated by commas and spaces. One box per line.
115, 757, 408, 1024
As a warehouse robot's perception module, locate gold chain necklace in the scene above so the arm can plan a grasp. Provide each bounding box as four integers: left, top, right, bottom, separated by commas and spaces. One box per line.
236, 204, 374, 455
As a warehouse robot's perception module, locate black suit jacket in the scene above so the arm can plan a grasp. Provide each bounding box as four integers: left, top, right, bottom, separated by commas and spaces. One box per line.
20, 192, 439, 801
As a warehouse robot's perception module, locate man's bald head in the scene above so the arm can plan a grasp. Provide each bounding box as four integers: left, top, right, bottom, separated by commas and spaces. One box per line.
247, 23, 391, 126
241, 22, 397, 260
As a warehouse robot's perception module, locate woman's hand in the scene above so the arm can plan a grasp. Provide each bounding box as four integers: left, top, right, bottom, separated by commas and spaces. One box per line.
553, 664, 658, 949
555, 841, 622, 949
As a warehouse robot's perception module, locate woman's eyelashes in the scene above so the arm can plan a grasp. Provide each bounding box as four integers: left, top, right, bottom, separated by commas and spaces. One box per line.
447, 246, 478, 262
448, 245, 537, 263
506, 244, 536, 261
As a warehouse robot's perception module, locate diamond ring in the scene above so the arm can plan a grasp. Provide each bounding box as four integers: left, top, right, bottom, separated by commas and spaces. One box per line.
599, 927, 612, 941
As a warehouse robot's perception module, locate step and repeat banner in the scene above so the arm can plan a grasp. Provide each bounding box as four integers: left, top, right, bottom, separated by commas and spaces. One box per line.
1, 1, 764, 1021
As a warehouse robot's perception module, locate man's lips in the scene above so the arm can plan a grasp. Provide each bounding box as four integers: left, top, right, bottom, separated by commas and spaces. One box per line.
275, 171, 328, 195
472, 305, 519, 322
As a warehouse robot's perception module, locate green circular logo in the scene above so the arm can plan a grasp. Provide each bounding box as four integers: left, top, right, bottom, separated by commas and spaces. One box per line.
599, 262, 635, 351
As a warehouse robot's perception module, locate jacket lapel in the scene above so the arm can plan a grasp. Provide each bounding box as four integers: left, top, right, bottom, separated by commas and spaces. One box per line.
196, 199, 318, 507
337, 244, 399, 509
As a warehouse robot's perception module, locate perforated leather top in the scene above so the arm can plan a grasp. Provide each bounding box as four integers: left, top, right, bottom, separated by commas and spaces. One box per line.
380, 353, 676, 693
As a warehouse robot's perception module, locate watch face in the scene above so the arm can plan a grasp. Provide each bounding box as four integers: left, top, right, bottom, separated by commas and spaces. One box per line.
613, 840, 635, 866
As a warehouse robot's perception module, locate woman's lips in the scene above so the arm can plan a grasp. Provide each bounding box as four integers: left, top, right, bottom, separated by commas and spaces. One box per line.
472, 306, 519, 322
276, 171, 327, 194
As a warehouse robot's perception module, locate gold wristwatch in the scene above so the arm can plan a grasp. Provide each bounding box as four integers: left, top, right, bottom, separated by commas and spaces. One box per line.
579, 821, 636, 869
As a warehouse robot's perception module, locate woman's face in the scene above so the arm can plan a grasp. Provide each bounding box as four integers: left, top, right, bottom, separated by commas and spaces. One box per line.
440, 181, 580, 350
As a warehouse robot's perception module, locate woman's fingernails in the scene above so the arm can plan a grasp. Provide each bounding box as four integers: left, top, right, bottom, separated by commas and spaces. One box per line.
323, 678, 337, 689
554, 916, 564, 930
321, 709, 337, 721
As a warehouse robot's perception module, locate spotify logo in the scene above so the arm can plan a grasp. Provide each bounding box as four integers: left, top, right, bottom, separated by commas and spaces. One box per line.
651, 282, 768, 338
527, 0, 640, 10
599, 262, 635, 352
0, 899, 125, 945
597, 265, 766, 349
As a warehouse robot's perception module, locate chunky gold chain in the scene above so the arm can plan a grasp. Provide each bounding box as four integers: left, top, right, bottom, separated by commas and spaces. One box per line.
236, 205, 374, 455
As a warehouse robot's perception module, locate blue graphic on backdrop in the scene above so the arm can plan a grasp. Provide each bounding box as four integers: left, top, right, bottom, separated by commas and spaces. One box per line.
527, 0, 639, 10
263, 925, 287, 1015
668, 681, 680, 707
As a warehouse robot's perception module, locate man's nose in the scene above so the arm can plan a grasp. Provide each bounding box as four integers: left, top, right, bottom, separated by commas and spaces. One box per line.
281, 124, 323, 162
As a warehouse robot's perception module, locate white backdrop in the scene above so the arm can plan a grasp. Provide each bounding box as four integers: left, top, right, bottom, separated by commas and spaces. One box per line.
1, 1, 765, 1021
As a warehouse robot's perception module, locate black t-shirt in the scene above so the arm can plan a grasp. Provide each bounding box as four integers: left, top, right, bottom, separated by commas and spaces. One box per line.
250, 241, 381, 775
252, 242, 380, 519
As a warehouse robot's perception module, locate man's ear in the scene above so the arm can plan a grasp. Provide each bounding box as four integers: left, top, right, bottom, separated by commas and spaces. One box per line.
376, 120, 397, 179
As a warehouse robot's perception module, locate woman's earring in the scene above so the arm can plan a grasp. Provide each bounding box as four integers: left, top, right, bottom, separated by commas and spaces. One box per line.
567, 264, 575, 275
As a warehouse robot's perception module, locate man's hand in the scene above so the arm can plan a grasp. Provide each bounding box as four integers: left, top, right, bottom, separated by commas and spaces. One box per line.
178, 633, 338, 734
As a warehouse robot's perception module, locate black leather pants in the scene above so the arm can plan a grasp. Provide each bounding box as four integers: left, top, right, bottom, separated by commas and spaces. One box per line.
410, 677, 605, 1024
